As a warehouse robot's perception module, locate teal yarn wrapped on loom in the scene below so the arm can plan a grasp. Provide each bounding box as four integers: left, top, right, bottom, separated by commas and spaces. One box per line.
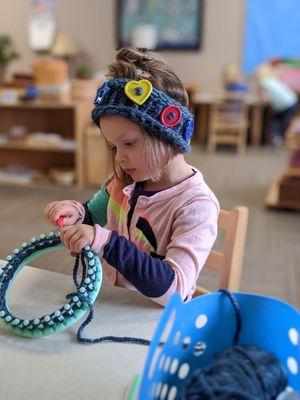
0, 232, 102, 338
0, 232, 150, 345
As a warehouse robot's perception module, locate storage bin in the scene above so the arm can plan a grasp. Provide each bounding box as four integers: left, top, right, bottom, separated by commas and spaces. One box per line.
138, 291, 300, 399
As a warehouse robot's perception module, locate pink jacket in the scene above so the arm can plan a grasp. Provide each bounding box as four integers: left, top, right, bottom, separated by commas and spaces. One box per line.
92, 169, 220, 306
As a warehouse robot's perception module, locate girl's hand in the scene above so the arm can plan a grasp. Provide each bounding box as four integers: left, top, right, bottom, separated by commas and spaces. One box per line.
44, 201, 84, 227
60, 224, 95, 255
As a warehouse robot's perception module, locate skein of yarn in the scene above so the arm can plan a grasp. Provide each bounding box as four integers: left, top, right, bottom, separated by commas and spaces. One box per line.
174, 290, 292, 399
176, 344, 287, 399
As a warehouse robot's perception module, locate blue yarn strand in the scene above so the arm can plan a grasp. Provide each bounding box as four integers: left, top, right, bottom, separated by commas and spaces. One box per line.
218, 288, 242, 345
70, 254, 150, 346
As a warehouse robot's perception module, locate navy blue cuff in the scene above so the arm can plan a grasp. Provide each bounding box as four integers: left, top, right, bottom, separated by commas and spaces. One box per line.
103, 231, 175, 298
83, 202, 94, 226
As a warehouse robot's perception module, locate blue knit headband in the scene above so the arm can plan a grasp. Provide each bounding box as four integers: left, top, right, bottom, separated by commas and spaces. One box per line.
91, 78, 194, 152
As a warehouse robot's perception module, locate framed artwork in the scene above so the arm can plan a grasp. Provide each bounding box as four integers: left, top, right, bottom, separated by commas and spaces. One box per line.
28, 0, 57, 52
116, 0, 204, 51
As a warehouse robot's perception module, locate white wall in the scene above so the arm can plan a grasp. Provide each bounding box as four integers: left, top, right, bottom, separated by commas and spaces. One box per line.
0, 0, 245, 92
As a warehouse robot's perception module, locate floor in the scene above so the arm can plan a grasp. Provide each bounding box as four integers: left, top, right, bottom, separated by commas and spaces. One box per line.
0, 144, 299, 308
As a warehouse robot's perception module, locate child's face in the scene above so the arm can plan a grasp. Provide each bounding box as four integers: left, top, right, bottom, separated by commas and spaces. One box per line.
100, 115, 153, 182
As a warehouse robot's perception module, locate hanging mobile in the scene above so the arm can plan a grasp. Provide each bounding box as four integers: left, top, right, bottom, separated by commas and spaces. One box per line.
0, 217, 102, 338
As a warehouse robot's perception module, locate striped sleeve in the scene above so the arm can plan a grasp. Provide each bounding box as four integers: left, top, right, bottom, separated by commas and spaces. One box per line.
86, 187, 110, 227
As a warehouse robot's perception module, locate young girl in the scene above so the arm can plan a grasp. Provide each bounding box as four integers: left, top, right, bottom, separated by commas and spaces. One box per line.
256, 63, 298, 146
44, 48, 219, 306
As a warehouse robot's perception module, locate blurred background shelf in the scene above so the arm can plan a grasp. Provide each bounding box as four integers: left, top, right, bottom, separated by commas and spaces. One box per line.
0, 101, 92, 187
265, 176, 300, 211
265, 117, 300, 211
0, 140, 75, 152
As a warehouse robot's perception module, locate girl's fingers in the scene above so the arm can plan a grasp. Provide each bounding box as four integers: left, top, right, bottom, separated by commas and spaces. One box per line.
45, 201, 79, 227
49, 208, 63, 224
44, 202, 58, 218
58, 215, 76, 226
61, 226, 91, 253
60, 226, 77, 248
51, 207, 75, 225
63, 234, 87, 253
69, 230, 84, 252
50, 208, 68, 224
61, 227, 86, 253
74, 237, 89, 254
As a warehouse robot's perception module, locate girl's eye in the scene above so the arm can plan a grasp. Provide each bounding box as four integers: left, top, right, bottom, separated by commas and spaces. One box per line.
125, 142, 135, 147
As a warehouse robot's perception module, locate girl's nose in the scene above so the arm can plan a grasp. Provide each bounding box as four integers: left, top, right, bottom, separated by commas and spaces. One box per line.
115, 149, 128, 164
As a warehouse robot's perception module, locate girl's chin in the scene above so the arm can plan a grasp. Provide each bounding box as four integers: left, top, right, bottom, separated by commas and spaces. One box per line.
124, 169, 154, 182
132, 173, 151, 182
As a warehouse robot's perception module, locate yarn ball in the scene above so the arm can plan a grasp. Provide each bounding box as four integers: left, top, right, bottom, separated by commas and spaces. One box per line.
176, 345, 287, 400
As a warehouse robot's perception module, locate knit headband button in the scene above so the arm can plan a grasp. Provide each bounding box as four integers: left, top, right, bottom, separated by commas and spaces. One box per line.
124, 79, 153, 105
184, 119, 194, 144
91, 78, 194, 152
94, 82, 110, 106
160, 105, 182, 127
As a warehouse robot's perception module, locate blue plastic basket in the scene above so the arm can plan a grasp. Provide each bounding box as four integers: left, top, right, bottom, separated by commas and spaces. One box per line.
137, 292, 300, 399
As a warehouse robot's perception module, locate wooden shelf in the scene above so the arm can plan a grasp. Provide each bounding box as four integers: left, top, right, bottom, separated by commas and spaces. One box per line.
0, 167, 77, 189
0, 175, 75, 189
265, 176, 300, 211
265, 117, 300, 211
0, 176, 47, 187
0, 101, 78, 109
0, 101, 92, 187
0, 140, 75, 153
283, 167, 300, 178
285, 117, 300, 150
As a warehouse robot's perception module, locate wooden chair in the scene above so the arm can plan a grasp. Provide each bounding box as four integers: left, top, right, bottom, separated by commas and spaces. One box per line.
193, 206, 249, 297
207, 93, 248, 153
185, 84, 199, 113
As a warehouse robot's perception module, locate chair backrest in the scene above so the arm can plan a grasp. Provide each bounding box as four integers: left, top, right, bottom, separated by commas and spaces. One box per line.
193, 206, 249, 297
210, 93, 248, 127
185, 84, 199, 113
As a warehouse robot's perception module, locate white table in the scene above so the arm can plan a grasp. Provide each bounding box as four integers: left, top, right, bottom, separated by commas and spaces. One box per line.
0, 266, 163, 400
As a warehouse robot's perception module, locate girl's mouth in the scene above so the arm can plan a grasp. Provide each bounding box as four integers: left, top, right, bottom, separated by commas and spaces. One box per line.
125, 168, 136, 175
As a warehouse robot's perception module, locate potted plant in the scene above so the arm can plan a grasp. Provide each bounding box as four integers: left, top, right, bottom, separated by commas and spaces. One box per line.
75, 65, 92, 80
0, 35, 19, 84
72, 65, 99, 101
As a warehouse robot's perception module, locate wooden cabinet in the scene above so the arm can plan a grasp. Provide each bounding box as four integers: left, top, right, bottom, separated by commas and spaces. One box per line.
265, 117, 300, 211
0, 101, 92, 186
84, 125, 113, 187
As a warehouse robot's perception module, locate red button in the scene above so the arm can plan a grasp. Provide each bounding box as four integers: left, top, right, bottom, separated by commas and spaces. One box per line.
160, 105, 182, 127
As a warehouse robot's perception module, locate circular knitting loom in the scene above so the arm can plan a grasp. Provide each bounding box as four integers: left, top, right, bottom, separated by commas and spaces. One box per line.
0, 232, 102, 338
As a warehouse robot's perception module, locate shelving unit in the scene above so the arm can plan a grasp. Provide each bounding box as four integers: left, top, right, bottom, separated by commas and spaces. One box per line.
0, 100, 92, 187
265, 175, 300, 211
0, 141, 75, 152
265, 117, 300, 211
